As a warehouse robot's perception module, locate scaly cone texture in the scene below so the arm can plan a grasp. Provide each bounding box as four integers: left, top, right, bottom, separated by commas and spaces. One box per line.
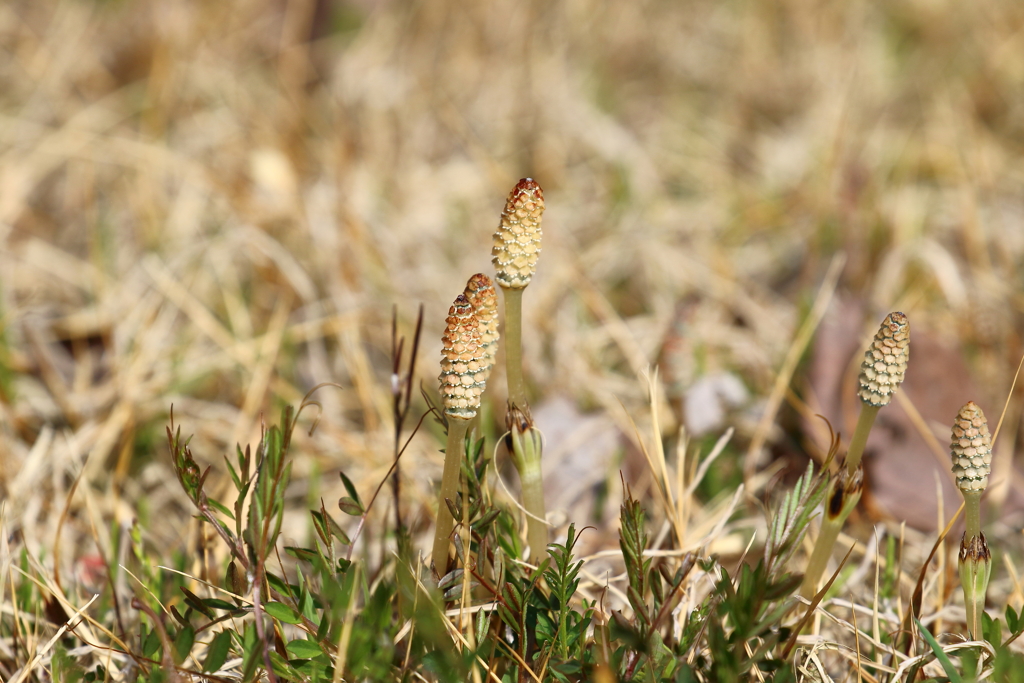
463, 273, 499, 378
491, 178, 545, 289
438, 294, 488, 420
951, 401, 992, 493
858, 311, 910, 407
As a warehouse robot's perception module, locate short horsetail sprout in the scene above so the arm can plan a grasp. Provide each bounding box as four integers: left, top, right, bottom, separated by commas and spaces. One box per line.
431, 294, 488, 575
463, 273, 499, 379
951, 401, 993, 639
505, 403, 547, 563
800, 312, 910, 599
846, 311, 909, 473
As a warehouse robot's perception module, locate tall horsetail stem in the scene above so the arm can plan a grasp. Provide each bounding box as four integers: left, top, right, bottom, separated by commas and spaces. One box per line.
492, 178, 544, 410
491, 178, 548, 560
801, 312, 910, 598
432, 295, 488, 575
952, 401, 993, 639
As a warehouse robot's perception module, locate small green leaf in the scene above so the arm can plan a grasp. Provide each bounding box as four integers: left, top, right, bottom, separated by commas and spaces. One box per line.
338, 496, 363, 516
203, 630, 232, 673
444, 496, 462, 522
339, 472, 362, 507
984, 611, 1002, 645
264, 601, 303, 625
269, 650, 303, 679
181, 588, 214, 619
444, 581, 479, 601
169, 604, 189, 628
203, 598, 239, 612
240, 623, 260, 682
285, 546, 320, 563
266, 572, 295, 597
225, 451, 241, 490
286, 638, 324, 659
142, 628, 162, 659
207, 498, 235, 520
534, 610, 557, 644
226, 561, 246, 598
471, 508, 500, 531
437, 569, 464, 591
174, 625, 195, 665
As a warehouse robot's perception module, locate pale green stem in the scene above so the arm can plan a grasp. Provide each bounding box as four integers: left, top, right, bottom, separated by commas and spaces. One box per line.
519, 460, 548, 563
965, 584, 983, 641
844, 404, 880, 474
501, 287, 528, 410
963, 490, 982, 540
432, 418, 470, 576
799, 404, 879, 598
961, 490, 987, 639
800, 487, 863, 599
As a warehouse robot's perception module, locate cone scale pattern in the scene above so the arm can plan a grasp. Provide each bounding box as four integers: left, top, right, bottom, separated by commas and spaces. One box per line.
491, 178, 544, 289
438, 295, 488, 420
858, 312, 910, 407
463, 273, 499, 377
951, 401, 992, 493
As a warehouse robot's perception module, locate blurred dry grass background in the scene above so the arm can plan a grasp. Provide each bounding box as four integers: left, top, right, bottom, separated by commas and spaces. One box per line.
3, 0, 1024, 598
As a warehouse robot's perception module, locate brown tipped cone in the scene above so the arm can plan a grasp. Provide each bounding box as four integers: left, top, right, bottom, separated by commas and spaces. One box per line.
463, 273, 499, 378
438, 294, 488, 420
491, 178, 545, 289
858, 311, 910, 407
951, 401, 992, 493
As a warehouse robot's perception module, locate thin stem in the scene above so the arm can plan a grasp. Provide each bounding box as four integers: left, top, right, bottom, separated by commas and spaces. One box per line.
800, 486, 863, 599
432, 418, 470, 575
519, 460, 548, 563
799, 406, 878, 599
960, 531, 991, 641
845, 404, 880, 474
963, 490, 982, 540
965, 591, 982, 641
502, 287, 528, 410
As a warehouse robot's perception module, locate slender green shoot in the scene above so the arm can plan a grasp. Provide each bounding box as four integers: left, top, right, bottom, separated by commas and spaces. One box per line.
800, 312, 909, 598
506, 403, 547, 562
952, 401, 994, 640
434, 293, 489, 577
432, 417, 471, 574
502, 287, 528, 410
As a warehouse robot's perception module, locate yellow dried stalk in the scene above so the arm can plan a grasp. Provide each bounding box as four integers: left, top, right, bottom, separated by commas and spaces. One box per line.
438, 294, 487, 420
463, 273, 499, 378
857, 311, 910, 407
491, 178, 545, 289
951, 401, 992, 494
